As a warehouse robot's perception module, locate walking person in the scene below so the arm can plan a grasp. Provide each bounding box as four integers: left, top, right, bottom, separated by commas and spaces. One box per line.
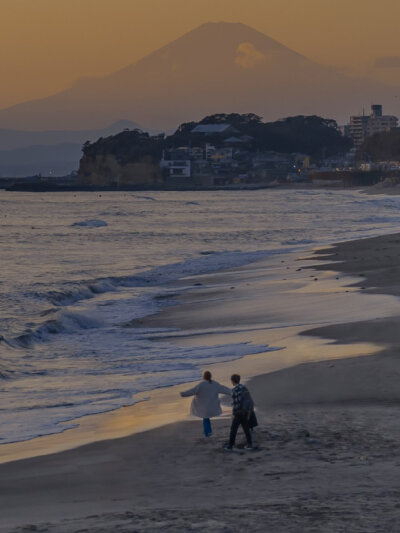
180, 371, 231, 437
224, 374, 254, 450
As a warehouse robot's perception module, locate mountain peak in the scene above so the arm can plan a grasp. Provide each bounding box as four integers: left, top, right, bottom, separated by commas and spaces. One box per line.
127, 20, 303, 82
182, 21, 275, 36
158, 20, 297, 57
191, 21, 252, 31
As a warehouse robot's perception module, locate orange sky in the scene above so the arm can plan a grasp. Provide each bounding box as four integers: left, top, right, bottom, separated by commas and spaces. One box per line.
2, 0, 400, 110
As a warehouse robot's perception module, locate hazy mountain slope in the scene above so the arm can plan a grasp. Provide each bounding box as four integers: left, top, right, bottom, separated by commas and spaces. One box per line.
0, 22, 398, 131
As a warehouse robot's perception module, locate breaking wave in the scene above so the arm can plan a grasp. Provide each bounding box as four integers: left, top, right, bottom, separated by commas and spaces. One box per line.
5, 310, 102, 350
36, 249, 284, 307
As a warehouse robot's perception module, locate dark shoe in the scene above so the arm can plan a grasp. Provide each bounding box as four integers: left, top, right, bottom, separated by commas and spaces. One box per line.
223, 444, 233, 451
244, 445, 253, 450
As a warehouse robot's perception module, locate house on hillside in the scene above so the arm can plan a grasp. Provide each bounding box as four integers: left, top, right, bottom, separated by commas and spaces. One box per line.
191, 124, 239, 136
207, 147, 233, 162
160, 148, 191, 184
223, 135, 254, 148
190, 146, 205, 160
250, 152, 293, 182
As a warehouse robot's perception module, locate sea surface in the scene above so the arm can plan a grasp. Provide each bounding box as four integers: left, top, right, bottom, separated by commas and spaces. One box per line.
1, 188, 400, 444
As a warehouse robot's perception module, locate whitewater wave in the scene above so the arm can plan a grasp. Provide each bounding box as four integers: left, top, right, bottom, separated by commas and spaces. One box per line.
34, 249, 286, 308
45, 278, 118, 306
5, 310, 102, 351
133, 195, 157, 201
359, 215, 400, 224
6, 248, 287, 350
281, 238, 315, 246
71, 219, 108, 227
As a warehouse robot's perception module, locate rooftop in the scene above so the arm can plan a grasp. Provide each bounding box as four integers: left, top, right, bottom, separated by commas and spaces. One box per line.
191, 124, 235, 134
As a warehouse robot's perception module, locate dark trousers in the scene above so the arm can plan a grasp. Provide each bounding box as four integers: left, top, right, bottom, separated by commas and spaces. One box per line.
229, 411, 252, 447
202, 418, 212, 437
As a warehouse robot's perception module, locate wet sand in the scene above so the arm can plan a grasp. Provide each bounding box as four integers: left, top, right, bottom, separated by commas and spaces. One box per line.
2, 234, 400, 531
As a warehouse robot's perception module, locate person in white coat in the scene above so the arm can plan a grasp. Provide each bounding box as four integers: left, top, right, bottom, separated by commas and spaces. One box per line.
180, 370, 231, 437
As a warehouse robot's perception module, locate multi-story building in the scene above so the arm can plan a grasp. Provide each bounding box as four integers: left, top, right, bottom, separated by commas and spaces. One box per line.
348, 105, 398, 148
367, 105, 397, 136
348, 115, 369, 148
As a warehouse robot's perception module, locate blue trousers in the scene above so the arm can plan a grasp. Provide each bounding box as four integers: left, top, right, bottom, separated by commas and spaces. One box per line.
202, 418, 212, 437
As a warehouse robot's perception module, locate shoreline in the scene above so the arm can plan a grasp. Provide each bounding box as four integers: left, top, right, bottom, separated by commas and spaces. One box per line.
1, 247, 394, 465
2, 233, 400, 530
1, 182, 371, 193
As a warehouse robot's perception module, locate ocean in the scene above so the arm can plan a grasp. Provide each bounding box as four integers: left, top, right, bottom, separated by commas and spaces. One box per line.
1, 188, 400, 444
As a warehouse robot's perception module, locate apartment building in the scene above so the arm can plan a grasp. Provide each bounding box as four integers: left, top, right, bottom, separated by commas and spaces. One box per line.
348, 105, 398, 148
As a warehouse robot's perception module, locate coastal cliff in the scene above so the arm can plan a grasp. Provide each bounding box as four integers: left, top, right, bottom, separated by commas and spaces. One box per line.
78, 153, 162, 187
78, 129, 164, 187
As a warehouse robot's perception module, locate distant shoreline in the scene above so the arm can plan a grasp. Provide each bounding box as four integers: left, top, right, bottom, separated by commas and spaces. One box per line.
1, 183, 274, 193
1, 181, 360, 193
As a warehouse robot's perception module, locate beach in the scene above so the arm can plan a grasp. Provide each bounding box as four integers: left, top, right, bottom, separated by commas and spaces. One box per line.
1, 232, 400, 531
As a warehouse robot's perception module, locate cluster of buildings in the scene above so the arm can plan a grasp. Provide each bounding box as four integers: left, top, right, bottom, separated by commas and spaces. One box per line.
344, 104, 398, 149
160, 124, 308, 186
159, 105, 400, 186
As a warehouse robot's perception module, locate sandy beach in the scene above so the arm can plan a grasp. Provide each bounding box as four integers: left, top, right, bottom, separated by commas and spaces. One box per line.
2, 233, 400, 531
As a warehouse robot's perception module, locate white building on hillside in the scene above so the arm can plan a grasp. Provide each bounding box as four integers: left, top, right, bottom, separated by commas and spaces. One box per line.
160, 158, 191, 178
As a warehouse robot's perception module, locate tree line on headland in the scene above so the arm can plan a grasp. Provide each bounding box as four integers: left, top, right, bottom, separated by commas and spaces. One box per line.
82, 113, 351, 166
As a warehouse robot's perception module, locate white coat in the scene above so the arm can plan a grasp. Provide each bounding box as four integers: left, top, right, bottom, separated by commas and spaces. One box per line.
181, 380, 232, 418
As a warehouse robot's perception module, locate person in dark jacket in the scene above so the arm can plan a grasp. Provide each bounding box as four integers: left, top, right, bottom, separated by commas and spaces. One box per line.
223, 374, 253, 450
